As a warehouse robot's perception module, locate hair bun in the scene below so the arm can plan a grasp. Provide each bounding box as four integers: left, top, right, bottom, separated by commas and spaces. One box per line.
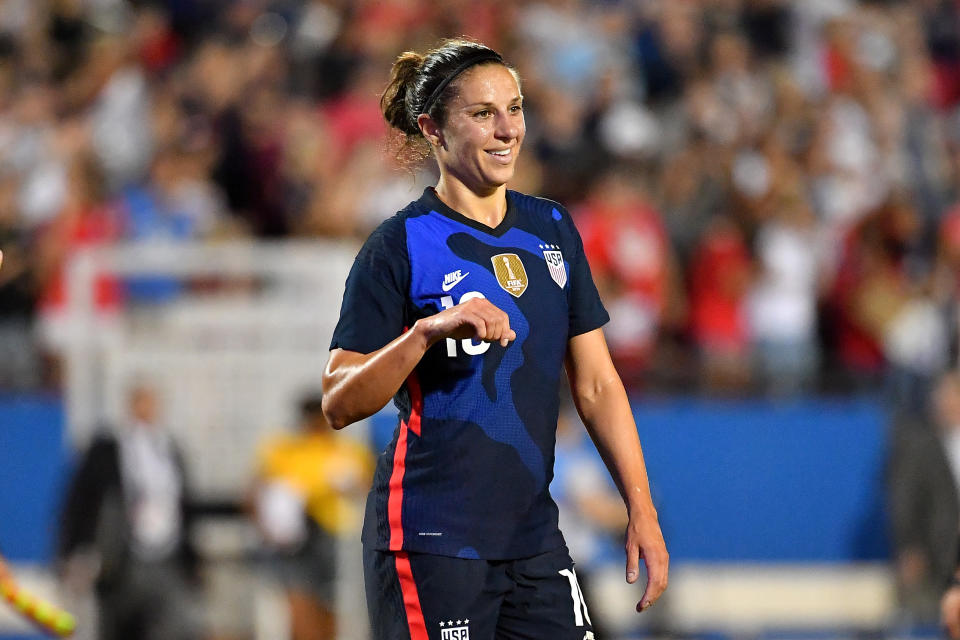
381, 51, 424, 136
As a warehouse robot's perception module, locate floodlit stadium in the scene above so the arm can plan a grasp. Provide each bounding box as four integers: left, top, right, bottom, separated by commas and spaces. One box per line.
0, 1, 958, 639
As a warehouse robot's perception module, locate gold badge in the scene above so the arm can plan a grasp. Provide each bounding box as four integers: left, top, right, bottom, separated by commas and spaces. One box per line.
491, 253, 528, 297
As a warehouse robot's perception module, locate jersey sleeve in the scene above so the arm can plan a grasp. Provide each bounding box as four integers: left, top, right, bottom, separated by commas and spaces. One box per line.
329, 215, 409, 353
562, 206, 609, 337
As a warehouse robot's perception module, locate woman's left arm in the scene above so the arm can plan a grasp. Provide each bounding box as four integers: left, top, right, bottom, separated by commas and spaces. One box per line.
564, 328, 669, 612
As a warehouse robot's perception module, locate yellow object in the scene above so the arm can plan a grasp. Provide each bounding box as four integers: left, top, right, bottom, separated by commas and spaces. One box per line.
1, 579, 76, 636
257, 431, 374, 534
52, 611, 77, 635
34, 601, 53, 622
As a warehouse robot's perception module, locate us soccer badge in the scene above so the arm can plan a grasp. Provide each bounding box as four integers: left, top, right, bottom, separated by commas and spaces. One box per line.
541, 244, 566, 288
491, 253, 528, 297
439, 619, 470, 639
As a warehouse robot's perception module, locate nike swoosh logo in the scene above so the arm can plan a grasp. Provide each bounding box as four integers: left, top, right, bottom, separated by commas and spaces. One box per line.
441, 272, 469, 291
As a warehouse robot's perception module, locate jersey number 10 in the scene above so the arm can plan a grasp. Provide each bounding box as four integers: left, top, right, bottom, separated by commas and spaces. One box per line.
440, 292, 491, 357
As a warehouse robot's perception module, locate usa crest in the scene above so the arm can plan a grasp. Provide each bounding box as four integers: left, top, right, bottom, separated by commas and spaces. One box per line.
491, 253, 527, 297
440, 620, 470, 640
542, 244, 566, 288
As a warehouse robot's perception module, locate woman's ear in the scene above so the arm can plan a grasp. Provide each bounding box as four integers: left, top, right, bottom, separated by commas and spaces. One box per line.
417, 113, 444, 149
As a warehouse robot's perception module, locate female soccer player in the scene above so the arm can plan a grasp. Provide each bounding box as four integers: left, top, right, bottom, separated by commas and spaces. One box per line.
322, 38, 668, 640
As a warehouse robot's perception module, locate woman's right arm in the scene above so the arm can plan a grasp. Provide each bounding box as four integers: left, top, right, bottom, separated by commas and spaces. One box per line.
322, 297, 515, 429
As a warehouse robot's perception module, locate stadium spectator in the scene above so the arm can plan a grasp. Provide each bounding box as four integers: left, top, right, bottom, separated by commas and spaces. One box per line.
1, 78, 71, 229
34, 152, 122, 386
116, 145, 227, 303
747, 183, 821, 395
252, 391, 373, 640
657, 131, 727, 267
119, 147, 223, 246
888, 372, 960, 624
631, 1, 701, 104
84, 34, 154, 191
574, 169, 684, 389
516, 0, 629, 101
688, 214, 753, 393
825, 197, 922, 387
528, 87, 607, 205
57, 380, 203, 640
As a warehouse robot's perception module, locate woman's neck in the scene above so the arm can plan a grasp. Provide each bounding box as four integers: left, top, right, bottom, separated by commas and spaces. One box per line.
434, 176, 508, 228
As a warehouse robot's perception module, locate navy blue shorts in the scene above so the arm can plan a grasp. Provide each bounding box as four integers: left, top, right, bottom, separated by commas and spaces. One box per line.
363, 544, 595, 640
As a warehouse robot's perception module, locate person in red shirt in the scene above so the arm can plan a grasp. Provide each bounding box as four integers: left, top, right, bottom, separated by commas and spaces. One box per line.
574, 170, 684, 388
826, 198, 920, 383
688, 214, 753, 392
34, 154, 122, 385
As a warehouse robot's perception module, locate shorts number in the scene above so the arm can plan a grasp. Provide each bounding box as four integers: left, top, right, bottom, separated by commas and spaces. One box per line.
559, 568, 592, 627
440, 292, 491, 357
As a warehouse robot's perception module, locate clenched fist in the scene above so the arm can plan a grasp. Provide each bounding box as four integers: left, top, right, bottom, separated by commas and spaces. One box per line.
420, 296, 516, 348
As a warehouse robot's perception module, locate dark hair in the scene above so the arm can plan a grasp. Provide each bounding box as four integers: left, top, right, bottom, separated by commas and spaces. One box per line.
381, 38, 515, 165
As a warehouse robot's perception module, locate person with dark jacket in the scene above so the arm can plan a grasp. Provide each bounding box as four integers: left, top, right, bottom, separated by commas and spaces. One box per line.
889, 372, 960, 623
57, 382, 203, 640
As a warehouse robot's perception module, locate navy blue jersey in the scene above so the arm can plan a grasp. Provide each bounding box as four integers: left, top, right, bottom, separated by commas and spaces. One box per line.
330, 187, 608, 560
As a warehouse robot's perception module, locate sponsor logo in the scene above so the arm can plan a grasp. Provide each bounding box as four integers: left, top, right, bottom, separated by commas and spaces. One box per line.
541, 244, 566, 288
491, 253, 527, 297
440, 620, 470, 640
442, 270, 470, 292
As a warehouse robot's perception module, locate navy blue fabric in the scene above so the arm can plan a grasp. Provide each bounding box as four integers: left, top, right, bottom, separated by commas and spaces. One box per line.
331, 188, 609, 559
363, 545, 595, 640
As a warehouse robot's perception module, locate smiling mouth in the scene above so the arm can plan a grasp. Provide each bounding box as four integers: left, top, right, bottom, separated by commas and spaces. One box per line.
486, 148, 513, 161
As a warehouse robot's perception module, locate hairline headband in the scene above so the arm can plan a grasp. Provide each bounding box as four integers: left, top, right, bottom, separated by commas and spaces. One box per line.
420, 50, 504, 116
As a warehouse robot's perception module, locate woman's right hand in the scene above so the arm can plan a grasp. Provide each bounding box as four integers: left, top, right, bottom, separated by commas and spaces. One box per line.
417, 297, 516, 347
323, 298, 515, 429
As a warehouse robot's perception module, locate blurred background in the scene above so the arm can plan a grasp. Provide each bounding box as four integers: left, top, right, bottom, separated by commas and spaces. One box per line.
0, 0, 959, 638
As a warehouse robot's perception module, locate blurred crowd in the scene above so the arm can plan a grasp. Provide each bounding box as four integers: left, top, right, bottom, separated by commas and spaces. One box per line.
0, 0, 958, 396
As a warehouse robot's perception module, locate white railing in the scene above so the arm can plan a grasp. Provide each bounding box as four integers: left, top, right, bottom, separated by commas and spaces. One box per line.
63, 240, 359, 499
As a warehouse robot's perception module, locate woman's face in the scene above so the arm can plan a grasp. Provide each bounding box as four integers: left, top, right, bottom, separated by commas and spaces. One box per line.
425, 64, 525, 193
